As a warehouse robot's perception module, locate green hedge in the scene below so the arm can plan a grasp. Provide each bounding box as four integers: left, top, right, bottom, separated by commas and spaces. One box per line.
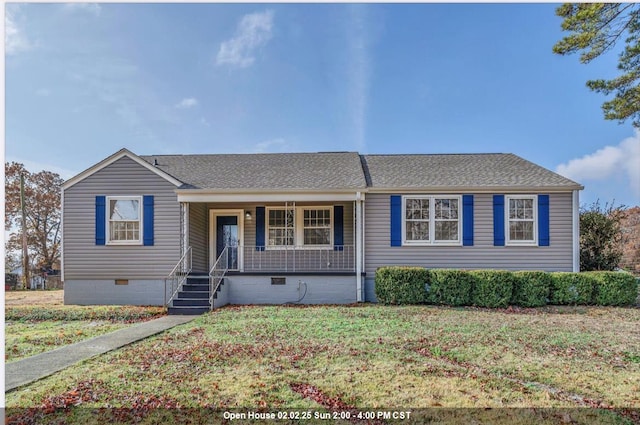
374, 266, 429, 305
511, 271, 551, 307
428, 269, 474, 306
589, 271, 638, 306
549, 272, 595, 305
470, 270, 514, 308
374, 267, 638, 307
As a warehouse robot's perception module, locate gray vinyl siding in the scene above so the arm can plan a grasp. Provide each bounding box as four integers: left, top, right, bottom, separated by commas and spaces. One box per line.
364, 192, 574, 276
188, 202, 354, 270
189, 203, 208, 273
63, 157, 181, 280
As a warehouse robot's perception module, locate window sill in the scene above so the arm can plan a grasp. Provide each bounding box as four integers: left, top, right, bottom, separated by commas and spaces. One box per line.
505, 242, 538, 247
402, 242, 462, 247
265, 245, 334, 251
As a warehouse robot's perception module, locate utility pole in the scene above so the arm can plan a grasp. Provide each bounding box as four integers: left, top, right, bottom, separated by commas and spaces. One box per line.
20, 173, 30, 289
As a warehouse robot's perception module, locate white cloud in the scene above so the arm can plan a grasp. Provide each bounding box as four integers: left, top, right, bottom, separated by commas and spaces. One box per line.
252, 138, 288, 153
63, 3, 101, 16
346, 4, 371, 151
200, 117, 211, 127
556, 131, 640, 199
175, 98, 199, 109
68, 57, 159, 140
216, 10, 274, 68
5, 5, 33, 55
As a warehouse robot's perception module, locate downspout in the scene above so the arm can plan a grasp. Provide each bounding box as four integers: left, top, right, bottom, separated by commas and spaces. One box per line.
355, 192, 363, 302
572, 190, 580, 272
60, 188, 65, 283
361, 192, 365, 301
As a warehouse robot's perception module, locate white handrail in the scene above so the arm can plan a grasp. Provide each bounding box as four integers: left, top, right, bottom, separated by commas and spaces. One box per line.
240, 245, 355, 272
209, 246, 229, 310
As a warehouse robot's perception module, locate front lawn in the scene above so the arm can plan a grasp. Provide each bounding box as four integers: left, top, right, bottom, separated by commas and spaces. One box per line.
6, 305, 640, 424
5, 305, 166, 362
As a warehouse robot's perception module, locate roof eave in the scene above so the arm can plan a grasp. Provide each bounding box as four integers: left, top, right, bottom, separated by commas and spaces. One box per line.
365, 185, 584, 193
174, 187, 367, 194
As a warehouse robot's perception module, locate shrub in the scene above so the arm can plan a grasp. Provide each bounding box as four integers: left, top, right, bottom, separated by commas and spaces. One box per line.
428, 269, 474, 306
580, 201, 625, 271
588, 271, 639, 306
549, 272, 595, 305
511, 271, 551, 307
374, 266, 429, 305
470, 270, 514, 308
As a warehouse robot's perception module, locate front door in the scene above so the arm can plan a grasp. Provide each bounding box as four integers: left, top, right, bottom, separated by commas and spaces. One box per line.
216, 216, 239, 270
210, 209, 244, 271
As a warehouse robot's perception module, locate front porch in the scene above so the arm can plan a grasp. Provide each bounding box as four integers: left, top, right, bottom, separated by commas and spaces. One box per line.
181, 200, 362, 275
167, 196, 365, 311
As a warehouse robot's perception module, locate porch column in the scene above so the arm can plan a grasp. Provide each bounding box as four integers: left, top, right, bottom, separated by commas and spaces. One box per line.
181, 202, 190, 257
355, 192, 364, 302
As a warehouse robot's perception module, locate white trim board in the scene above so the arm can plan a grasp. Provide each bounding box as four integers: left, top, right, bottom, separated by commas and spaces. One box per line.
178, 193, 361, 203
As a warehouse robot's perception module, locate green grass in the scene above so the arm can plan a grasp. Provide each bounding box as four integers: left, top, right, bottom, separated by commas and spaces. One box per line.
6, 305, 640, 424
5, 305, 166, 362
5, 321, 131, 362
5, 305, 166, 322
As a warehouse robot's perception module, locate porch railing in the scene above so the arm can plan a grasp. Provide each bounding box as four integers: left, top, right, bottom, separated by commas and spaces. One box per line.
241, 245, 355, 272
209, 246, 229, 310
164, 246, 192, 307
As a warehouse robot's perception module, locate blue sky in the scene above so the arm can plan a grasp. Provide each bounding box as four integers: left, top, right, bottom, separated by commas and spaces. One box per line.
5, 3, 640, 207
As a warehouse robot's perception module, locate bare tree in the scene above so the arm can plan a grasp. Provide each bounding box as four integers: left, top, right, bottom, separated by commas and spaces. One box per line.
5, 162, 63, 277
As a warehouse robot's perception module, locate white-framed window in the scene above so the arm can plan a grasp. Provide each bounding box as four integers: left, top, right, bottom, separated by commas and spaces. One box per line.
506, 195, 537, 245
266, 206, 333, 248
267, 207, 295, 247
107, 196, 142, 245
405, 197, 430, 242
403, 196, 461, 245
302, 208, 332, 246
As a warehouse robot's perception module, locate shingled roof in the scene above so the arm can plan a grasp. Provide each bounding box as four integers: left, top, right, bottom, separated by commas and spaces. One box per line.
361, 153, 582, 190
140, 152, 367, 190
136, 151, 581, 191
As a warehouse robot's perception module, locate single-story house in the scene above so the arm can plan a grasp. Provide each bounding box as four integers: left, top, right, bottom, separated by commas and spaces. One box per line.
61, 148, 582, 313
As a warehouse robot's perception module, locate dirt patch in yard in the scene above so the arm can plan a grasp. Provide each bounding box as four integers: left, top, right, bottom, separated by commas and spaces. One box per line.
5, 290, 64, 306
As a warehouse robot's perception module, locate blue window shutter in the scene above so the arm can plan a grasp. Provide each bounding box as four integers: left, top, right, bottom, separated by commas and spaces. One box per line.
334, 205, 344, 251
493, 195, 505, 246
255, 206, 265, 251
143, 196, 154, 246
462, 195, 474, 246
538, 194, 550, 246
390, 195, 402, 247
95, 196, 106, 245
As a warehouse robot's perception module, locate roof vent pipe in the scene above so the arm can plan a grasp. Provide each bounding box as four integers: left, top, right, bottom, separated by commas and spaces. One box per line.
153, 158, 158, 166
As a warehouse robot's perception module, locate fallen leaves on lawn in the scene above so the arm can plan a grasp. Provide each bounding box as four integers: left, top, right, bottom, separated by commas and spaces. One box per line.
289, 382, 384, 425
6, 380, 102, 425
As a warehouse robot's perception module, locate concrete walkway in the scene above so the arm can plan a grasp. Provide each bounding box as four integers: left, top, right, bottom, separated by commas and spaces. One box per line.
6, 315, 196, 392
